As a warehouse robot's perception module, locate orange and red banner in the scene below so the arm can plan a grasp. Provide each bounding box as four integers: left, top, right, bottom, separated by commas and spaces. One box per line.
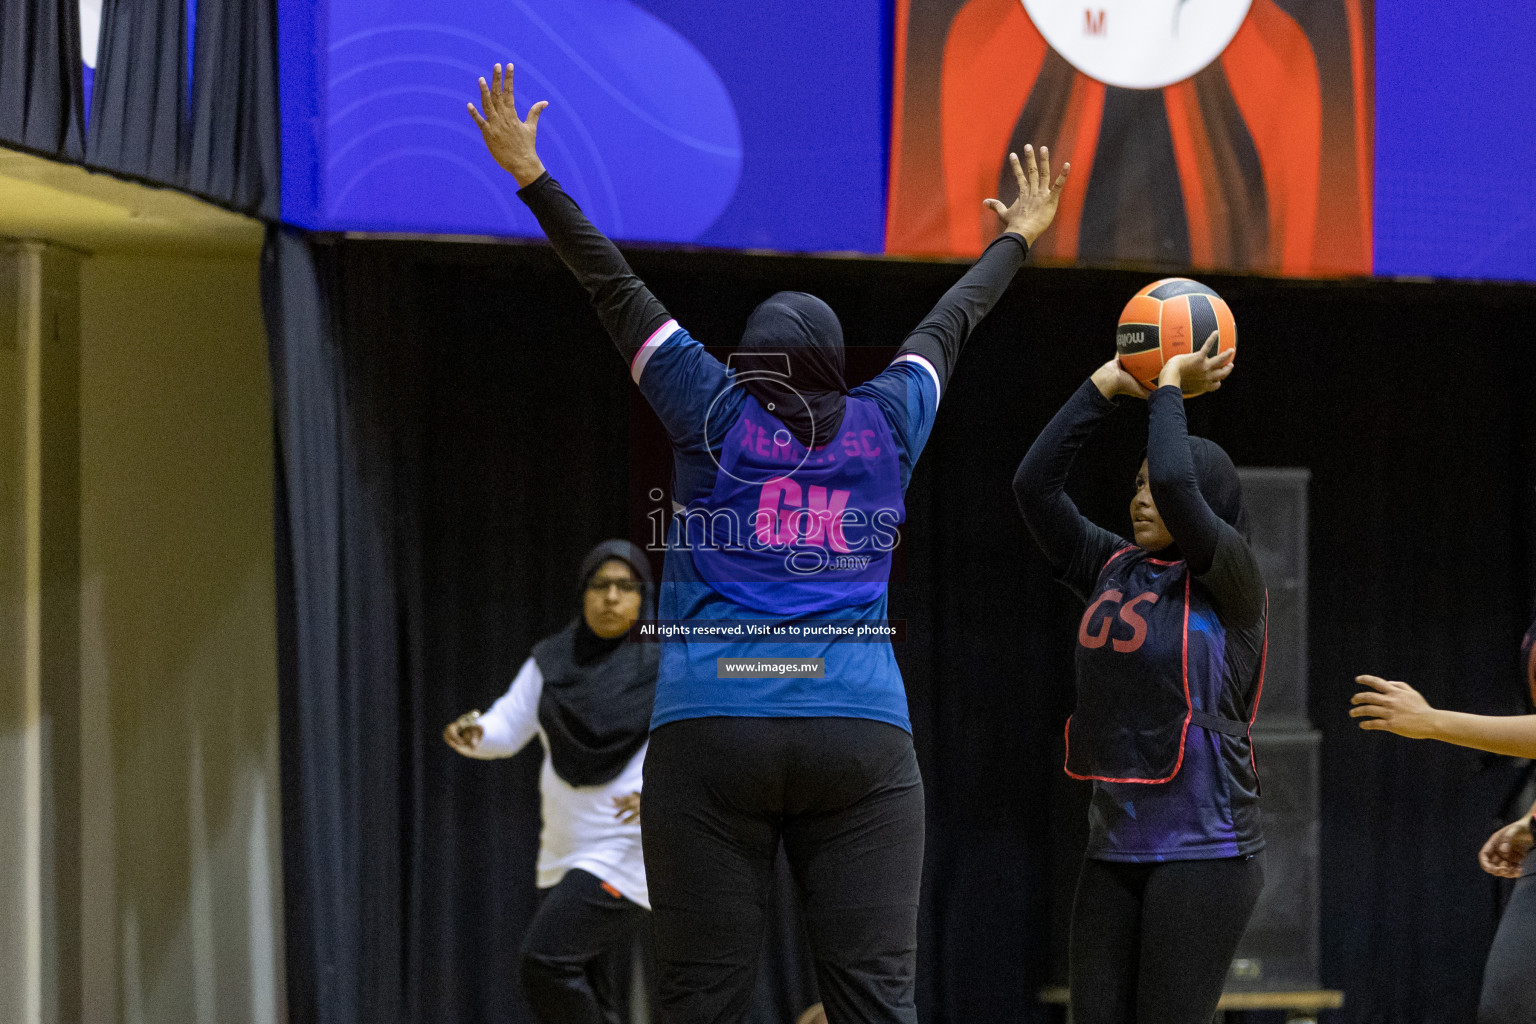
887, 0, 1373, 276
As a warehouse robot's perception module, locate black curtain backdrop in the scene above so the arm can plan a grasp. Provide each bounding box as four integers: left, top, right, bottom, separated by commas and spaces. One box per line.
0, 0, 279, 217
266, 228, 1536, 1024
89, 0, 280, 217
87, 0, 186, 185
263, 227, 819, 1024
184, 0, 279, 214
0, 0, 85, 160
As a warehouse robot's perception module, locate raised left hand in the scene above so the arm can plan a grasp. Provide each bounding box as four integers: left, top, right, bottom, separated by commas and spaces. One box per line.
1157, 331, 1233, 397
1350, 675, 1440, 739
467, 63, 549, 187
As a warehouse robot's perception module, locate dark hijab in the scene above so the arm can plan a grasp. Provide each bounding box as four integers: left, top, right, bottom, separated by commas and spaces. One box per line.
531, 540, 658, 787
735, 290, 847, 448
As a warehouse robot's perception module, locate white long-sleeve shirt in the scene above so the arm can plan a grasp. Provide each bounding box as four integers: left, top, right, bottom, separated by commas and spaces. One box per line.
467, 656, 649, 908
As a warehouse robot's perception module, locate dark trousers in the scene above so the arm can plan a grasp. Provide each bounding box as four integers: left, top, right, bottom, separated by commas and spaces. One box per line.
1479, 872, 1536, 1024
522, 868, 649, 1024
643, 716, 925, 1024
1069, 855, 1265, 1024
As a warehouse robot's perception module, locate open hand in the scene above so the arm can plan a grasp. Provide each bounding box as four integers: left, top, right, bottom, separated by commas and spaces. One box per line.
467, 63, 548, 187
1349, 675, 1440, 739
1090, 357, 1152, 401
443, 710, 485, 755
1157, 331, 1233, 397
983, 145, 1070, 247
613, 792, 641, 825
1480, 817, 1535, 878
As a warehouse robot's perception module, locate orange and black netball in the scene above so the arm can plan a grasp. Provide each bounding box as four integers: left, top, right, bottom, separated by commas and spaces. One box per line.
1115, 278, 1236, 390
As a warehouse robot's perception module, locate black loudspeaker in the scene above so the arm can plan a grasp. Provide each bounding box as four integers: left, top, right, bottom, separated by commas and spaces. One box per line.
1240, 469, 1310, 726
1228, 730, 1321, 990
1045, 470, 1323, 994
1228, 469, 1321, 991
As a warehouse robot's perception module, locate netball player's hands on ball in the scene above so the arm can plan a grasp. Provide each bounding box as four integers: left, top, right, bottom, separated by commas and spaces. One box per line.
613, 792, 641, 825
442, 710, 485, 756
1156, 331, 1234, 398
1090, 357, 1152, 401
467, 63, 549, 188
1479, 817, 1535, 878
982, 145, 1070, 247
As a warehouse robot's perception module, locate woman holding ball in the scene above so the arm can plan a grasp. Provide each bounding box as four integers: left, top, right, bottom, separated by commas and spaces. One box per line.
1013, 333, 1268, 1024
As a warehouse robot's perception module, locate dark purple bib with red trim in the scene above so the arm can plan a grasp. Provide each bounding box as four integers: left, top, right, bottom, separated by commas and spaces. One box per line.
1066, 546, 1200, 784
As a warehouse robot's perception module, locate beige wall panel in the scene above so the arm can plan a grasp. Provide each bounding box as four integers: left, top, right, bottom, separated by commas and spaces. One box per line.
79, 253, 283, 1024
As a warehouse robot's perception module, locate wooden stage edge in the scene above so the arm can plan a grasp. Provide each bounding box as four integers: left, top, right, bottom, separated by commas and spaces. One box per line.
1038, 987, 1345, 1011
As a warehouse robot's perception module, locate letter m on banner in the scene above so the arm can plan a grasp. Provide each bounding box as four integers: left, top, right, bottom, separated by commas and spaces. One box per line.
1085, 9, 1106, 34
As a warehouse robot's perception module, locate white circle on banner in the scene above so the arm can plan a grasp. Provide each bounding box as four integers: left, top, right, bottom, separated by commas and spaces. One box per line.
1020, 0, 1253, 90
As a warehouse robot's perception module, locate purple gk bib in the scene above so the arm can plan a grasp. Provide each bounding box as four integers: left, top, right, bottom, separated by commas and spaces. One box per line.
686, 395, 904, 615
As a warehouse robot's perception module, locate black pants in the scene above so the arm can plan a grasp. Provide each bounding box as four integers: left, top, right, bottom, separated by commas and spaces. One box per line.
522, 868, 649, 1024
1479, 872, 1536, 1024
643, 716, 925, 1024
1069, 855, 1265, 1024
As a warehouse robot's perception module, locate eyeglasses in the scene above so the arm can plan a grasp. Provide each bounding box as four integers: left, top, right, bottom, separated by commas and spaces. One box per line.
587, 578, 642, 595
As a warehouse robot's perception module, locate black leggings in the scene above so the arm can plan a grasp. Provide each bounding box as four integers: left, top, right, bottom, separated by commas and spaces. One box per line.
1069, 855, 1265, 1024
643, 716, 925, 1024
1479, 873, 1536, 1024
521, 868, 648, 1024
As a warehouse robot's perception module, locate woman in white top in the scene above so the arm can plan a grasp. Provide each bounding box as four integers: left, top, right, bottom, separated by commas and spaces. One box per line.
444, 539, 656, 1024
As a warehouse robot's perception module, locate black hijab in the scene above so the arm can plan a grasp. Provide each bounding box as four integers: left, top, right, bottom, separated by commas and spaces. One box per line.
735, 290, 847, 448
532, 540, 658, 787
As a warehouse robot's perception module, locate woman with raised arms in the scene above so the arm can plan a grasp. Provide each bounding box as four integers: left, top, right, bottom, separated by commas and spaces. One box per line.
467, 62, 1068, 1024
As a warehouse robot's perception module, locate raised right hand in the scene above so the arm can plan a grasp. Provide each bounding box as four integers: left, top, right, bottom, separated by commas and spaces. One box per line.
1158, 331, 1234, 397
467, 63, 549, 187
443, 710, 485, 756
983, 145, 1070, 247
1480, 817, 1534, 878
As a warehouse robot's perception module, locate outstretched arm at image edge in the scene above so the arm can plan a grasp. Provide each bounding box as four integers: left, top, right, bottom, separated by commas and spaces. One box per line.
1402, 708, 1536, 759
1013, 380, 1124, 597
1352, 674, 1536, 758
